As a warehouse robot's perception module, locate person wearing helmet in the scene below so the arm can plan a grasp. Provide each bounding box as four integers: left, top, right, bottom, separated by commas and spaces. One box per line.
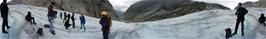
99, 10, 112, 39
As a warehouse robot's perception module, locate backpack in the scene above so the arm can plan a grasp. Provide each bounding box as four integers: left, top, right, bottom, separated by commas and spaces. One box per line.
225, 28, 232, 38
108, 17, 112, 28
37, 28, 43, 36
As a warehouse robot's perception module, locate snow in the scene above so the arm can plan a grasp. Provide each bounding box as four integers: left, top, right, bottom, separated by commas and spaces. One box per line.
0, 4, 266, 39
110, 8, 266, 39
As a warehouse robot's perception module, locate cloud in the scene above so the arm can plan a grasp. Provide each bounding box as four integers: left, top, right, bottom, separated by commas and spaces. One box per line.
109, 0, 142, 12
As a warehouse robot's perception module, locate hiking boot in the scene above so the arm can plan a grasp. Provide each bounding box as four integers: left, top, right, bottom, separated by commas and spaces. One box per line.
73, 26, 75, 29
66, 27, 69, 30
242, 34, 244, 36
51, 30, 56, 35
2, 31, 8, 34
232, 33, 237, 35
33, 22, 37, 25
7, 26, 10, 29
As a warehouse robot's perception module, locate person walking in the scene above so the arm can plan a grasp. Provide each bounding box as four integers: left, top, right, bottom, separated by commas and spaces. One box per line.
1, 0, 10, 34
47, 2, 56, 35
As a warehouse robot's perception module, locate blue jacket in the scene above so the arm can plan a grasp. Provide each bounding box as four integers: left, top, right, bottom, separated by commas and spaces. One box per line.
80, 16, 85, 24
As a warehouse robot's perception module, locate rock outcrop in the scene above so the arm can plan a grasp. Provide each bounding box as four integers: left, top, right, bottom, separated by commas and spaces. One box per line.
9, 0, 119, 20
123, 0, 229, 22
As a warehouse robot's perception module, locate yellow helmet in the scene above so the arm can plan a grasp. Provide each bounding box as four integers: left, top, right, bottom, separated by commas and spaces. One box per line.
101, 11, 108, 16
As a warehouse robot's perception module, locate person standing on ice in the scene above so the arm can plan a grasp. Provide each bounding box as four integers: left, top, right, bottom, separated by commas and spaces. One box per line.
63, 12, 67, 23
64, 13, 71, 29
80, 14, 86, 31
100, 10, 112, 39
233, 3, 248, 36
60, 11, 63, 19
25, 11, 36, 24
71, 13, 76, 28
1, 0, 10, 34
47, 2, 56, 35
258, 13, 266, 26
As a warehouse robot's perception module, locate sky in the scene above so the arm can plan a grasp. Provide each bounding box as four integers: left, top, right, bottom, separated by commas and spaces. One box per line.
109, 0, 259, 12
109, 0, 142, 12
0, 0, 12, 3
1, 0, 260, 12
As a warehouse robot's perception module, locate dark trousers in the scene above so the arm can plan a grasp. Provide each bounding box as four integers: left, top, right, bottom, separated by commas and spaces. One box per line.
72, 20, 75, 28
233, 18, 245, 36
2, 18, 9, 32
28, 17, 36, 24
103, 30, 109, 39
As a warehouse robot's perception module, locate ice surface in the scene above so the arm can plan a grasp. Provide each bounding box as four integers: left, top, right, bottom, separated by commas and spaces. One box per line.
0, 5, 266, 39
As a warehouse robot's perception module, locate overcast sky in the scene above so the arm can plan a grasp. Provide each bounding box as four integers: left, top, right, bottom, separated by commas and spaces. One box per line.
109, 0, 142, 12
0, 0, 11, 3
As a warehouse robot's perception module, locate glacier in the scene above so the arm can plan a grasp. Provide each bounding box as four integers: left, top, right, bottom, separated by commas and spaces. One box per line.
0, 5, 266, 39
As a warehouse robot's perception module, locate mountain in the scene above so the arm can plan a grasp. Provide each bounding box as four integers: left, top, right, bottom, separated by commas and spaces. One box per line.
2, 4, 266, 39
240, 0, 266, 8
257, 0, 266, 8
122, 0, 230, 22
8, 0, 119, 20
112, 7, 266, 39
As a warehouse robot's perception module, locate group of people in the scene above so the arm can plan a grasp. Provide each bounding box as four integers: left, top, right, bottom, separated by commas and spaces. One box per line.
60, 11, 86, 31
1, 0, 112, 39
225, 3, 266, 39
46, 1, 112, 39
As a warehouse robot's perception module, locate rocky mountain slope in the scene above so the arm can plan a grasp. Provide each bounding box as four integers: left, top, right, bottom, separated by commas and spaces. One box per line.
8, 0, 119, 20
241, 0, 266, 8
257, 0, 266, 8
122, 0, 229, 22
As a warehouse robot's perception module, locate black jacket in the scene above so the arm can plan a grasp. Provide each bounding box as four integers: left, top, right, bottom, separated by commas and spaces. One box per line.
64, 14, 71, 26
25, 13, 32, 21
236, 7, 248, 19
71, 15, 75, 22
259, 14, 265, 23
0, 2, 8, 18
